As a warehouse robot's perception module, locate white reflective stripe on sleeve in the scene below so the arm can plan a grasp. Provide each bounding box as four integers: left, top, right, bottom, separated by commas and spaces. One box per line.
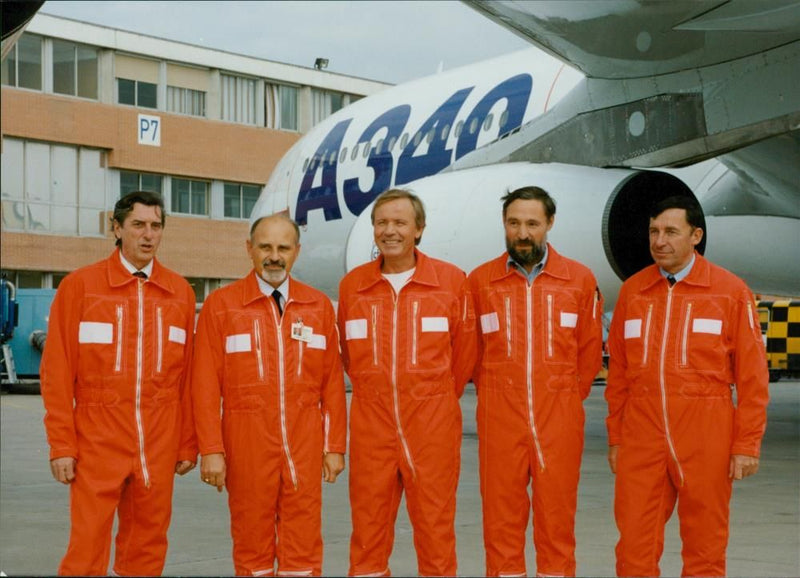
421, 316, 448, 332
308, 334, 327, 350
624, 319, 642, 339
692, 318, 723, 335
168, 325, 187, 344
78, 322, 114, 344
225, 333, 252, 353
345, 318, 368, 340
480, 312, 500, 334
560, 312, 578, 328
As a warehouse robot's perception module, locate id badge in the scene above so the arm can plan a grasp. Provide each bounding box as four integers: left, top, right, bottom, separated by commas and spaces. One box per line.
291, 321, 313, 343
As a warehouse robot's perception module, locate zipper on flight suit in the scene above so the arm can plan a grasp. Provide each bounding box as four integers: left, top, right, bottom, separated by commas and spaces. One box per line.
504, 296, 512, 358
680, 302, 693, 367
526, 284, 545, 471
295, 316, 304, 377
658, 284, 685, 486
253, 318, 265, 381
641, 303, 654, 367
391, 289, 416, 478
275, 301, 299, 489
134, 277, 150, 487
156, 306, 163, 373
114, 305, 124, 372
411, 300, 419, 366
371, 304, 379, 366
546, 293, 554, 359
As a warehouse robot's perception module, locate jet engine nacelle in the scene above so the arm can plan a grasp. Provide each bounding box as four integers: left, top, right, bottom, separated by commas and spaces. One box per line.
345, 162, 699, 308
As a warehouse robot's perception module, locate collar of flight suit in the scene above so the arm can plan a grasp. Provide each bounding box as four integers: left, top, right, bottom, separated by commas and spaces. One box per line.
354, 248, 441, 293
106, 248, 176, 294
241, 271, 319, 308
488, 243, 572, 284
638, 251, 712, 292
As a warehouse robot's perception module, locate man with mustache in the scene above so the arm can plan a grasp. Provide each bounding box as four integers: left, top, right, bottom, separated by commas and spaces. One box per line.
191, 214, 346, 576
467, 186, 604, 576
40, 190, 197, 575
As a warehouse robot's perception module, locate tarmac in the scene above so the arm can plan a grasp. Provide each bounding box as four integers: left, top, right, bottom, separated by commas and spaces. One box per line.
1, 381, 798, 577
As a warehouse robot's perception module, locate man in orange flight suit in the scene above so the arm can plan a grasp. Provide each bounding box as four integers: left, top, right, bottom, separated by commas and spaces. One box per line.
606, 195, 769, 576
467, 186, 603, 577
192, 214, 346, 576
41, 191, 197, 576
338, 189, 477, 577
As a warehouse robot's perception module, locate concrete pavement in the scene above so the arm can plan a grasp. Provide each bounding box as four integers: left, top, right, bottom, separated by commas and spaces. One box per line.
1, 382, 798, 576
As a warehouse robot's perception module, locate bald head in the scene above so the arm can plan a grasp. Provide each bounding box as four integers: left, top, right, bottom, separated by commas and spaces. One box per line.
250, 214, 301, 244
247, 214, 302, 288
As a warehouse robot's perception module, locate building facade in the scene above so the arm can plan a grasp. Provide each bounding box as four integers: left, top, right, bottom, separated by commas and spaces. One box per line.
1, 14, 389, 301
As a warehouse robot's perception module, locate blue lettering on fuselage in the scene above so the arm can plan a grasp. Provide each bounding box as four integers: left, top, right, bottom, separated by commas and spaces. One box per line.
295, 74, 532, 225
295, 119, 351, 223
343, 104, 411, 217
395, 87, 473, 186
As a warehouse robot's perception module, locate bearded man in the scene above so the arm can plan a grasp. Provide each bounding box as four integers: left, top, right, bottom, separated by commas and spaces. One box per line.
191, 214, 347, 576
467, 186, 604, 577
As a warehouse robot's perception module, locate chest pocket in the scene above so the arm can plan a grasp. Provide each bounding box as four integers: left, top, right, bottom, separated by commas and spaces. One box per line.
223, 312, 270, 388
151, 301, 189, 384
344, 298, 384, 376
285, 309, 327, 386
541, 289, 581, 366
405, 294, 453, 374
478, 288, 516, 367
676, 297, 729, 373
77, 296, 129, 382
622, 296, 658, 370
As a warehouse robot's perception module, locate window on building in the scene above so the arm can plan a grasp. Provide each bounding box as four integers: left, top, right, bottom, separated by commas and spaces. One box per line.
221, 74, 257, 125
265, 83, 298, 130
118, 78, 157, 108
166, 86, 206, 116
120, 171, 163, 197
172, 178, 208, 216
330, 92, 344, 114
280, 85, 298, 130
309, 89, 355, 126
1, 33, 42, 90
185, 278, 236, 303
52, 39, 97, 99
186, 277, 206, 304
1, 138, 106, 236
223, 183, 261, 219
1, 270, 45, 289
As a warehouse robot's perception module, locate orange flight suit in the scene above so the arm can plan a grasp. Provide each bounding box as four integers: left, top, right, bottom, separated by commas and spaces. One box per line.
468, 246, 603, 577
338, 249, 477, 577
606, 253, 769, 577
192, 273, 346, 576
41, 249, 197, 576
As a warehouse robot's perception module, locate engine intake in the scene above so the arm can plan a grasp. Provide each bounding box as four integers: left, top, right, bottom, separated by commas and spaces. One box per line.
602, 170, 705, 280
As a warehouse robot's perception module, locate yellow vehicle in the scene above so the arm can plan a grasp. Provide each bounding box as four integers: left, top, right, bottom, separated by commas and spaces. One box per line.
756, 300, 800, 382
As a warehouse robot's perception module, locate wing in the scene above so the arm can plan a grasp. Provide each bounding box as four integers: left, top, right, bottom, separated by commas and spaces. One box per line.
455, 1, 800, 173
464, 0, 800, 79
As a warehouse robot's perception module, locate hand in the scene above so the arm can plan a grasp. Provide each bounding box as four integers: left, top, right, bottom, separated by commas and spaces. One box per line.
50, 456, 77, 484
729, 454, 759, 480
175, 460, 196, 476
200, 453, 226, 492
608, 445, 619, 474
322, 453, 345, 483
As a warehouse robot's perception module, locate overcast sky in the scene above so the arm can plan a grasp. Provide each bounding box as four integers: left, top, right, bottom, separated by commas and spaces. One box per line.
40, 1, 532, 84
